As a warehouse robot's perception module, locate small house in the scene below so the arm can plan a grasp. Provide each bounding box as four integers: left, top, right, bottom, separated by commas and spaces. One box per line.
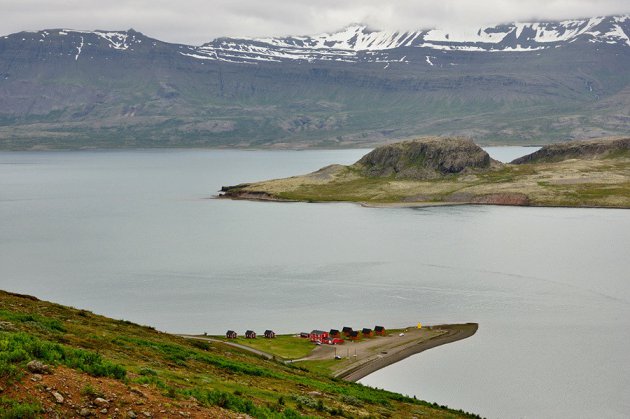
309, 330, 329, 342
374, 326, 386, 336
349, 330, 360, 340
226, 330, 237, 339
329, 329, 341, 338
362, 328, 373, 337
299, 332, 309, 338
264, 330, 276, 338
342, 326, 353, 336
245, 330, 257, 339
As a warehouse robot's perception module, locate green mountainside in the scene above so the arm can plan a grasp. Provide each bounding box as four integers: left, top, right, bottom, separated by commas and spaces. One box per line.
0, 290, 478, 418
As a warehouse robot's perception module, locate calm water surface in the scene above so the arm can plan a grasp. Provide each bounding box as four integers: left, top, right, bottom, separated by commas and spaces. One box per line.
1, 147, 628, 418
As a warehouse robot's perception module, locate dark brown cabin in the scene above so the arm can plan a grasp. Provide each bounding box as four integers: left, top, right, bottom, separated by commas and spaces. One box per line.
245, 330, 257, 339
349, 330, 360, 340
362, 328, 373, 337
329, 329, 341, 338
374, 326, 386, 336
342, 326, 353, 336
226, 330, 237, 339
264, 330, 276, 338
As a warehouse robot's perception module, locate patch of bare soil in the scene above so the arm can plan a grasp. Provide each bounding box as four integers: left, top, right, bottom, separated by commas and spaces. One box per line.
2, 366, 237, 418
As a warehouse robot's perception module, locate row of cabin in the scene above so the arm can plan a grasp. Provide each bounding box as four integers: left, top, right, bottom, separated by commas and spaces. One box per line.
340, 326, 386, 340
308, 326, 386, 343
226, 330, 275, 339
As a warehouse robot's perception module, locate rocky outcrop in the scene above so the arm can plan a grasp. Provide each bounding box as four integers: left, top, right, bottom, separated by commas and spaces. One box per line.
354, 137, 497, 179
512, 137, 630, 164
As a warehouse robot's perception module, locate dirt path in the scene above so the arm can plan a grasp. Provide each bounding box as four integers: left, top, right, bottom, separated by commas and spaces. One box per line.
178, 335, 275, 359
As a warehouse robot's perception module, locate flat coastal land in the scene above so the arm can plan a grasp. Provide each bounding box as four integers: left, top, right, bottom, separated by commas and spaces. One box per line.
329, 324, 477, 381
184, 323, 478, 382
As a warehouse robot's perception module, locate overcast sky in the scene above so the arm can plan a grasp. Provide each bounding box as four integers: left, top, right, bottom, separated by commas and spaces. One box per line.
2, 0, 629, 45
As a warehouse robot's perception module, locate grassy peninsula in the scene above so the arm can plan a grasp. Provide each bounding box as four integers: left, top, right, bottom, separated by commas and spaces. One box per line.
0, 290, 479, 418
220, 136, 630, 208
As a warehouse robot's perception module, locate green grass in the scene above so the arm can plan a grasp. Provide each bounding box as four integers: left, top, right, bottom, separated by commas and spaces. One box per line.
294, 359, 341, 376
0, 397, 42, 419
0, 332, 127, 381
216, 335, 315, 359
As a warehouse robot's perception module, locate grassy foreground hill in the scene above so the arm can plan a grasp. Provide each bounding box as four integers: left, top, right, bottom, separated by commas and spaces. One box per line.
220, 136, 630, 208
0, 290, 479, 418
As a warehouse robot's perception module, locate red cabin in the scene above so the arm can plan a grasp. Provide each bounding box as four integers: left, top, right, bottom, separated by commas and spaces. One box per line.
226, 330, 237, 339
374, 326, 386, 336
309, 330, 329, 343
362, 328, 373, 338
245, 330, 257, 339
323, 337, 344, 345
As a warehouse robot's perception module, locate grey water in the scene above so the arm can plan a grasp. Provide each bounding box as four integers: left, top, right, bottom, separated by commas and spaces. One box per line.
1, 147, 628, 418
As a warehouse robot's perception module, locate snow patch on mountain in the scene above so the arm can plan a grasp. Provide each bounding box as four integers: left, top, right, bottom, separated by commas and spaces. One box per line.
187, 14, 629, 64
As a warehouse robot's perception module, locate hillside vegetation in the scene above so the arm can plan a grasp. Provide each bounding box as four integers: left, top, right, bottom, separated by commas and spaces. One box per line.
0, 290, 478, 418
221, 136, 630, 208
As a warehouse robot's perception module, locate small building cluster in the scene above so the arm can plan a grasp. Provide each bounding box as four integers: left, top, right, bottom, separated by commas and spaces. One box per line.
225, 329, 276, 339
301, 325, 387, 344
225, 325, 388, 344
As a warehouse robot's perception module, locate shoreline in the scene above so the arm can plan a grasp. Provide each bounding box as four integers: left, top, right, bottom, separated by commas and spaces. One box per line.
334, 323, 478, 382
217, 194, 630, 210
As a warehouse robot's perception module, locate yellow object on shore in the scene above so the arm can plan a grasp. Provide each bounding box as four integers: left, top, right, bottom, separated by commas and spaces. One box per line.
417, 323, 422, 329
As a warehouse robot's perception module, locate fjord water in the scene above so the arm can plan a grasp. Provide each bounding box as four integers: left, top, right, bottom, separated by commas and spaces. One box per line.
1, 148, 629, 418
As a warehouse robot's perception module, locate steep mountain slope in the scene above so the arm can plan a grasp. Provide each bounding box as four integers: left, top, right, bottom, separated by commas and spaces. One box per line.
0, 15, 628, 149
0, 290, 479, 418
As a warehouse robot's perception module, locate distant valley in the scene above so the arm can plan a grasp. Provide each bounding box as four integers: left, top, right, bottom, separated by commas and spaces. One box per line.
0, 15, 629, 149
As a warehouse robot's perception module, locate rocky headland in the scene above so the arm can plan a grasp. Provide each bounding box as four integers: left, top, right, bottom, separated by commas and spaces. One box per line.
511, 137, 630, 164
354, 137, 499, 179
220, 136, 630, 208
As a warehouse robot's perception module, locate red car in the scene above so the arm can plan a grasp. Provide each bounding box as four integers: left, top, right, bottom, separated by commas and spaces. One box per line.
322, 337, 344, 345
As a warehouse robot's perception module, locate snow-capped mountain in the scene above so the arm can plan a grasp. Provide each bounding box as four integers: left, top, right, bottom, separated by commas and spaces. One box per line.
6, 15, 627, 66
192, 15, 630, 64
0, 15, 628, 149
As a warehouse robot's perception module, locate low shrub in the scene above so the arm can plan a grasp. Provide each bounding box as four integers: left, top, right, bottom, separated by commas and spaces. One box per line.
0, 332, 126, 380
0, 397, 42, 418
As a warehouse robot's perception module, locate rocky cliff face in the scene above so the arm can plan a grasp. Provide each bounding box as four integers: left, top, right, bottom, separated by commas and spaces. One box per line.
512, 137, 630, 164
355, 137, 495, 179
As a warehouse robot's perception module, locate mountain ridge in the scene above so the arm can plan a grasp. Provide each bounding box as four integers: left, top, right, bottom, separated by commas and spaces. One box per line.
0, 14, 629, 149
